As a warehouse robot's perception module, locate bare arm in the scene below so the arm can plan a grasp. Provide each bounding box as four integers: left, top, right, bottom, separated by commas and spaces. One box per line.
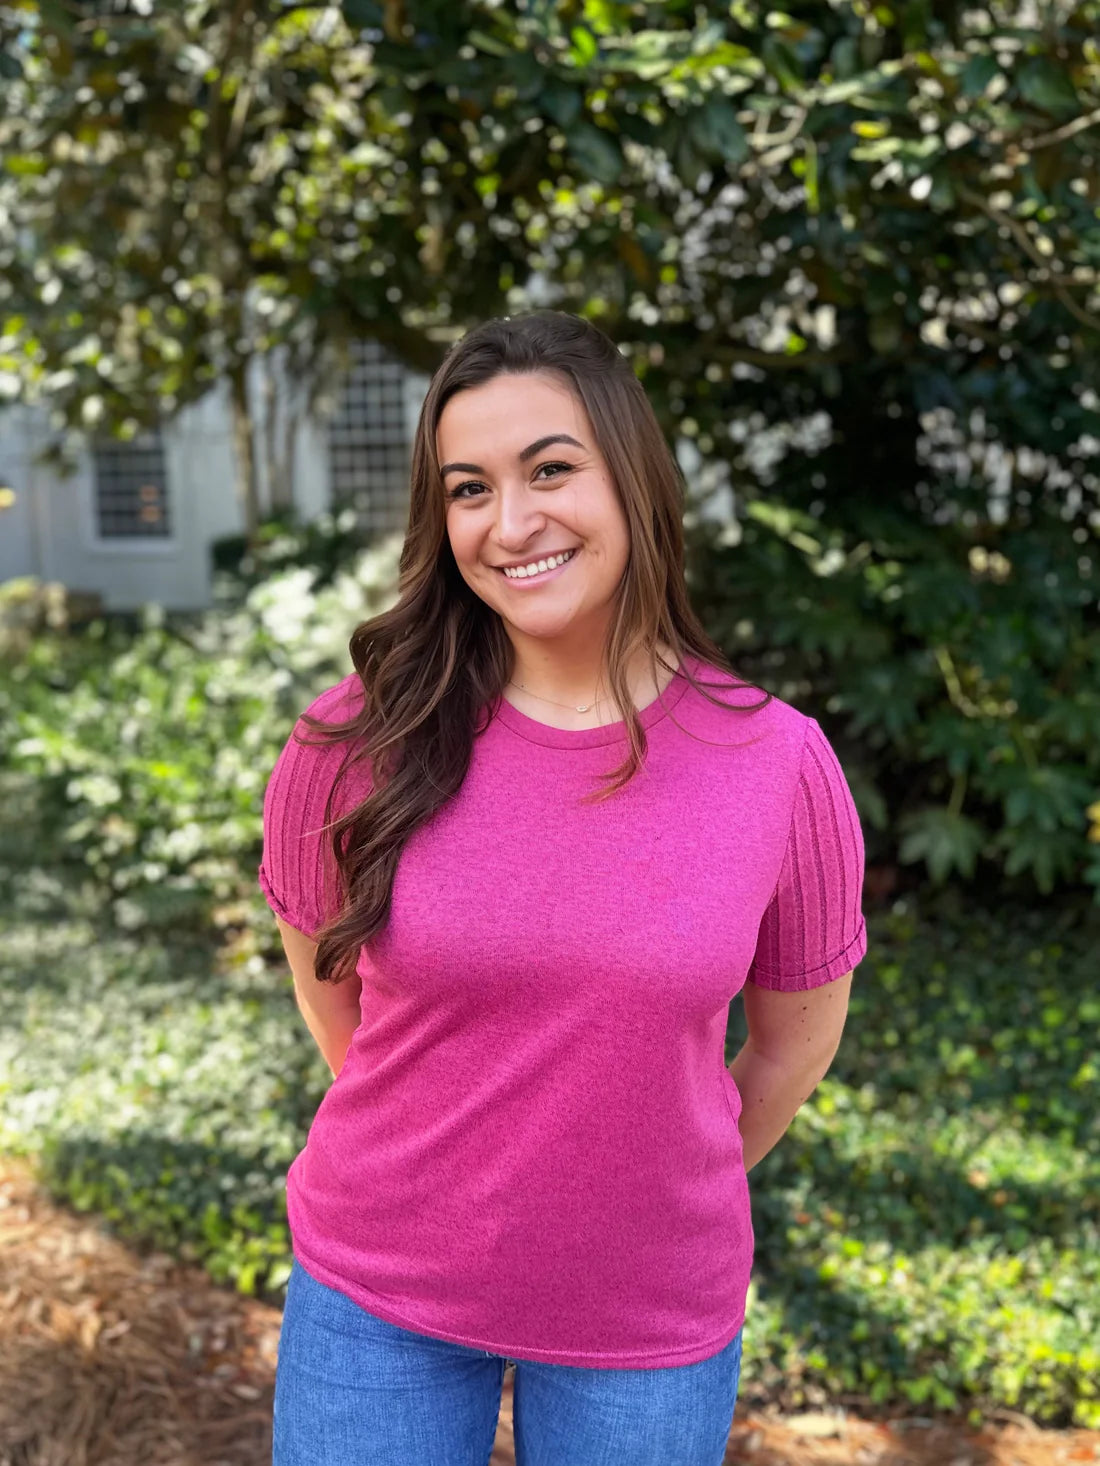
727, 971, 853, 1172
276, 915, 362, 1080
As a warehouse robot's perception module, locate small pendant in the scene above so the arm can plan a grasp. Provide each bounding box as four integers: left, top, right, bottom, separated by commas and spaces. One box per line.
576, 703, 591, 712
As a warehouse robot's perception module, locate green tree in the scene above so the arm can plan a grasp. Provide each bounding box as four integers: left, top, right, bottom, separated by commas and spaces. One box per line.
2, 0, 1099, 898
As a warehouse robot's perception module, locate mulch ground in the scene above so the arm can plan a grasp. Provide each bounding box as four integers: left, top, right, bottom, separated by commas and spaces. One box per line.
1, 1157, 1096, 1466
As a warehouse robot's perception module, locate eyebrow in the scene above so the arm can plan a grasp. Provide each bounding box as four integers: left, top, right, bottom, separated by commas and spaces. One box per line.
439, 433, 585, 477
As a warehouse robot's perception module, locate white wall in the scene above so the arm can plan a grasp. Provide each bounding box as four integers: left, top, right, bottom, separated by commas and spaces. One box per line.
0, 348, 430, 612
0, 406, 42, 585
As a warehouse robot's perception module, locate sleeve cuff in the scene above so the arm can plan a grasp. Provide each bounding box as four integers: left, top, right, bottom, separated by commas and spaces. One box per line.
747, 915, 867, 992
257, 862, 319, 939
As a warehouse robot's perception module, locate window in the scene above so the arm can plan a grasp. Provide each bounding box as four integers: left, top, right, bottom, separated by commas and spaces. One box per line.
93, 432, 172, 539
327, 339, 411, 534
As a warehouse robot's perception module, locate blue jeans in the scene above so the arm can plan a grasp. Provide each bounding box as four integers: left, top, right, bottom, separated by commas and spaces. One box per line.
273, 1258, 744, 1466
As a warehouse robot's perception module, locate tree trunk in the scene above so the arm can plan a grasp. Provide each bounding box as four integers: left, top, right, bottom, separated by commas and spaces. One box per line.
261, 354, 280, 514
262, 351, 297, 514
228, 358, 260, 545
280, 380, 301, 516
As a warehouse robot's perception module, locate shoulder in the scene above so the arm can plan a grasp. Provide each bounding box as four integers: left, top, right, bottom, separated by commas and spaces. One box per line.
264, 671, 371, 815
279, 671, 368, 762
294, 670, 366, 730
678, 652, 810, 757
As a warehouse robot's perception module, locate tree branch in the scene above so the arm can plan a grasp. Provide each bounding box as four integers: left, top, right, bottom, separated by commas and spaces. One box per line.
1019, 105, 1100, 153
957, 184, 1100, 334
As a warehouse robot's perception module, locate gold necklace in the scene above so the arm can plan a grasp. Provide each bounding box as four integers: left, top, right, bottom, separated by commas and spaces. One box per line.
506, 680, 606, 715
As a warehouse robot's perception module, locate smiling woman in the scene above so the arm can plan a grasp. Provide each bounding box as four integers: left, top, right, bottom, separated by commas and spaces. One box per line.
258, 309, 868, 1466
436, 373, 657, 720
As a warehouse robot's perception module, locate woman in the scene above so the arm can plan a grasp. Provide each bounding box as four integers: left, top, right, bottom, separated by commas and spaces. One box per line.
259, 310, 867, 1466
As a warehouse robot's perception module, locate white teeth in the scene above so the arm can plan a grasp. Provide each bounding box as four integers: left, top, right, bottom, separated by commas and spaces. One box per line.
502, 548, 575, 579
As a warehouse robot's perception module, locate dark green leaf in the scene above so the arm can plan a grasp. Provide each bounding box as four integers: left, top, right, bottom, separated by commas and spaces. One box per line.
340, 0, 384, 29
543, 83, 583, 130
761, 34, 802, 91
506, 49, 544, 102
674, 128, 707, 191
468, 30, 513, 60
1017, 57, 1079, 115
960, 53, 998, 98
688, 94, 749, 167
565, 121, 623, 185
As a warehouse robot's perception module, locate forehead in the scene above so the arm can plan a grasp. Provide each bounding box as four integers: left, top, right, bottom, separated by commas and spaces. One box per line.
435, 372, 588, 455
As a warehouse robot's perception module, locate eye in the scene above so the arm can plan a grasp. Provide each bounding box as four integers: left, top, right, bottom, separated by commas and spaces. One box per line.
445, 461, 573, 501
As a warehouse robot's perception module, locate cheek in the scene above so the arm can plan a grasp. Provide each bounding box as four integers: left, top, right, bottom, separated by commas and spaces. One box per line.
592, 506, 631, 563
589, 481, 629, 538
445, 520, 475, 563
450, 536, 496, 588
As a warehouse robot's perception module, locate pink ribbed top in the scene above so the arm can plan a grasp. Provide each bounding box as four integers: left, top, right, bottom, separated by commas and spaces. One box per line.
259, 653, 867, 1367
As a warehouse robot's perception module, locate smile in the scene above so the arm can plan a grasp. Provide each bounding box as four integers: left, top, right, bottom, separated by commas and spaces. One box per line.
495, 548, 578, 584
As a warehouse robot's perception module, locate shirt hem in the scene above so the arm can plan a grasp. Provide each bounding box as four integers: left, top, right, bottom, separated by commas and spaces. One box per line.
290, 1244, 747, 1369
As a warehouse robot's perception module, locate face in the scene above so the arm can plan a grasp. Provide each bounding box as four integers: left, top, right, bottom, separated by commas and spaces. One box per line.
437, 371, 631, 653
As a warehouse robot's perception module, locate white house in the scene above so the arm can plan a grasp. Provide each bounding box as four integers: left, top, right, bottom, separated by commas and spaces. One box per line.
0, 339, 430, 612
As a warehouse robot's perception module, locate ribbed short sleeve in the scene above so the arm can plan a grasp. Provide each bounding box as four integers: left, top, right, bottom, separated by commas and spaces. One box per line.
257, 676, 369, 939
747, 716, 868, 991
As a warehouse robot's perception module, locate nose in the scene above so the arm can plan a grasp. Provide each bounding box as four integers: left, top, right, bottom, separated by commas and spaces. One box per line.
492, 480, 549, 551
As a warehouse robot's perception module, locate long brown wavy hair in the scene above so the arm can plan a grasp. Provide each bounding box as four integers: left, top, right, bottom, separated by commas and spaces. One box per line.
298, 309, 773, 983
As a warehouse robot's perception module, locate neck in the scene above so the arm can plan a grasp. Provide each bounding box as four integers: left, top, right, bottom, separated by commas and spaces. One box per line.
506, 640, 678, 717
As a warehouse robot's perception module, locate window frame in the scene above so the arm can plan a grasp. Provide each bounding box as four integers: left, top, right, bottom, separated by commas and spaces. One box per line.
85, 428, 178, 554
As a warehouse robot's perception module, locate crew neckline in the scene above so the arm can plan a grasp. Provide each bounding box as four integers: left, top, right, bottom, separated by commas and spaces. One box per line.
488, 654, 695, 749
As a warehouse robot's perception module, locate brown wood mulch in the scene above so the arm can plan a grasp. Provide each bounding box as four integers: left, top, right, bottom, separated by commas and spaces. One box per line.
1, 1157, 1097, 1466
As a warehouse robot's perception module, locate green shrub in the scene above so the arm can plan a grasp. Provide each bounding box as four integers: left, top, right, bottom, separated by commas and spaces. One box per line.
684, 501, 1100, 905
0, 880, 321, 1296
208, 501, 375, 598
0, 534, 402, 933
726, 895, 1099, 1426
